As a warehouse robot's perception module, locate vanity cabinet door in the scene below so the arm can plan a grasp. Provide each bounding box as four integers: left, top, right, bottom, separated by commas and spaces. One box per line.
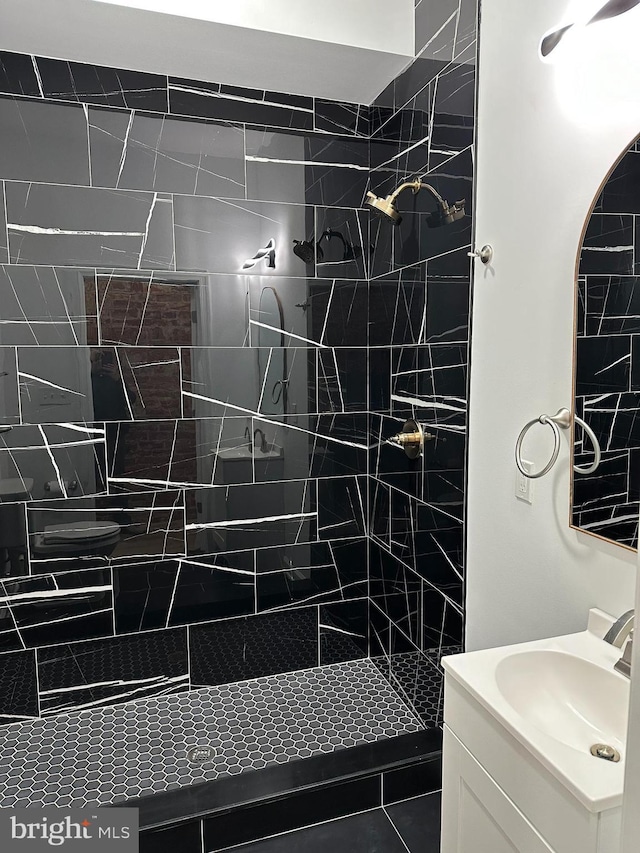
442, 726, 556, 853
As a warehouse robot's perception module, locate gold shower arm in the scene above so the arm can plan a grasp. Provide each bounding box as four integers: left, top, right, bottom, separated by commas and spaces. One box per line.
388, 180, 448, 209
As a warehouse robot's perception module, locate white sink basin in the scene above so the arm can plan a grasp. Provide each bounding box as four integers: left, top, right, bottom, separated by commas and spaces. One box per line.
217, 444, 283, 462
495, 649, 629, 754
442, 619, 630, 811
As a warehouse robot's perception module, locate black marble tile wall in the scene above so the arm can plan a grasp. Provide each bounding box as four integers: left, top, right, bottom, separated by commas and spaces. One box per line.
0, 14, 476, 728
37, 628, 189, 715
0, 569, 114, 652
0, 182, 8, 263
35, 58, 168, 111
245, 130, 369, 207
320, 600, 369, 665
189, 609, 319, 687
574, 143, 640, 549
415, 0, 477, 62
365, 6, 475, 724
0, 649, 38, 722
168, 79, 314, 130
6, 183, 175, 269
256, 539, 367, 612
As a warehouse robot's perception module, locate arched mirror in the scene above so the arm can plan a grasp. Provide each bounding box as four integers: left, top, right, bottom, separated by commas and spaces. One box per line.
572, 134, 640, 551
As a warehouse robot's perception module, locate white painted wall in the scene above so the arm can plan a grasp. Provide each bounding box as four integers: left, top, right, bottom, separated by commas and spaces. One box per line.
467, 0, 640, 651
92, 0, 414, 56
0, 0, 414, 104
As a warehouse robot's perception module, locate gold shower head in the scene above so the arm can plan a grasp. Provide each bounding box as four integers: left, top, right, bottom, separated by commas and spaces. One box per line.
366, 180, 465, 228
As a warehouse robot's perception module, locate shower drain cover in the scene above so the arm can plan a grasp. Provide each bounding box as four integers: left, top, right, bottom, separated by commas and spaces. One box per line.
187, 746, 215, 764
590, 743, 621, 762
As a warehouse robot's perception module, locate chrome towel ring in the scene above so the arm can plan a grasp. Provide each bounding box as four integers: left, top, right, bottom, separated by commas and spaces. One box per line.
515, 412, 563, 479
515, 407, 601, 479
573, 417, 602, 475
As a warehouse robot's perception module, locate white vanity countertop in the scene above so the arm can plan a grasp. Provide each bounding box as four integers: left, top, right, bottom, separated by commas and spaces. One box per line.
442, 614, 629, 812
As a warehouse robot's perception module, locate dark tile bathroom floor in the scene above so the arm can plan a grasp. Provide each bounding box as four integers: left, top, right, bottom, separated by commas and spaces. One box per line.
224, 792, 441, 853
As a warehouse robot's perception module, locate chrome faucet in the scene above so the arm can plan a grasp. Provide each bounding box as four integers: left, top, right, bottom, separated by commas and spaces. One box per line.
604, 609, 634, 678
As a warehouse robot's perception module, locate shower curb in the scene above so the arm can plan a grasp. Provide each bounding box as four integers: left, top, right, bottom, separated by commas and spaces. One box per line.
118, 728, 441, 831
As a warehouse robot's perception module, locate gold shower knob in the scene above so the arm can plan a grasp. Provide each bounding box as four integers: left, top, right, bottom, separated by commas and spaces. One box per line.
391, 419, 430, 459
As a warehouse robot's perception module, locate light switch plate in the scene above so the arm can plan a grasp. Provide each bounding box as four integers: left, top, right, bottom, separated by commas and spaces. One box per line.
515, 459, 534, 504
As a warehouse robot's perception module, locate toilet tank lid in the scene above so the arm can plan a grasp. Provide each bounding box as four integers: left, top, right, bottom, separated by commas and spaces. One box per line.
0, 478, 34, 499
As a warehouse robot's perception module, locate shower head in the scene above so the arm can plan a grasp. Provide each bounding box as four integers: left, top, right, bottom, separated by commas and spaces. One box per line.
366, 181, 465, 228
365, 192, 403, 225
425, 200, 467, 228
320, 228, 363, 261
293, 239, 323, 265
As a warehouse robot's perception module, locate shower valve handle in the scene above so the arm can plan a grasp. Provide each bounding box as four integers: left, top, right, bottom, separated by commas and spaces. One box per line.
391, 420, 436, 460
468, 244, 493, 264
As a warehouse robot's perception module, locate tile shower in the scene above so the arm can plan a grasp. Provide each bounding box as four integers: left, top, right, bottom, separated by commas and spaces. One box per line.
0, 2, 476, 846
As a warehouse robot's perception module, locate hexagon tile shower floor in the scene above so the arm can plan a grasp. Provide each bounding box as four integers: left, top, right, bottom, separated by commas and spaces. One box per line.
0, 659, 423, 809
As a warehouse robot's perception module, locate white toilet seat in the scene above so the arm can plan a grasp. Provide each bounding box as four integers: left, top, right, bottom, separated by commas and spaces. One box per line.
34, 520, 121, 554
42, 520, 120, 543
